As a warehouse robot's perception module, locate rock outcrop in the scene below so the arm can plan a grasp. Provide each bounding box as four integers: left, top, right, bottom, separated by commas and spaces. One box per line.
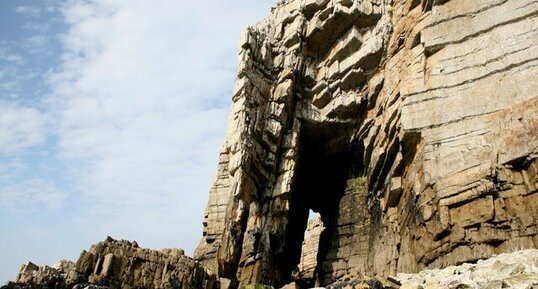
68, 237, 215, 289
11, 260, 75, 288
3, 237, 215, 289
195, 0, 538, 287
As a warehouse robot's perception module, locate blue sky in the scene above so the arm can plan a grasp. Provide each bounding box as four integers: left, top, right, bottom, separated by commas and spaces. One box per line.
0, 0, 274, 284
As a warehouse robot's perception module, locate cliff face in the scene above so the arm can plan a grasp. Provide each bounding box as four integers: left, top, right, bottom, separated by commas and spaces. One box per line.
194, 0, 538, 287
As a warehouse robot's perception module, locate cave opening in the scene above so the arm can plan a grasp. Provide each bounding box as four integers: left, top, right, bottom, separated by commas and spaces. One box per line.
282, 119, 355, 288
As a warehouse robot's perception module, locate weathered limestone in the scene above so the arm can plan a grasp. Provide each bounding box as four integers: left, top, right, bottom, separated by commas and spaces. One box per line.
195, 0, 538, 287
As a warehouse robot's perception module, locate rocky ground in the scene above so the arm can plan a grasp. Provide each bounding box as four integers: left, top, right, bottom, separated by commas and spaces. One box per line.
278, 250, 538, 289
396, 250, 538, 289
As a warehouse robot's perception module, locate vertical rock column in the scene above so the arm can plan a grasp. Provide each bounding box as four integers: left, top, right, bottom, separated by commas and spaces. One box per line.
195, 7, 307, 285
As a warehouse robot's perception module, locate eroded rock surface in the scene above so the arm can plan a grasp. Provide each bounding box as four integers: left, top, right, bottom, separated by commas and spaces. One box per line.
3, 237, 215, 289
195, 0, 538, 287
68, 237, 215, 289
6, 260, 76, 289
396, 249, 538, 289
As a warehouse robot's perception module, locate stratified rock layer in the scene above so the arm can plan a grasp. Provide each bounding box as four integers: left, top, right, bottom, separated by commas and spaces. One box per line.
195, 0, 538, 287
68, 237, 214, 289
3, 237, 215, 289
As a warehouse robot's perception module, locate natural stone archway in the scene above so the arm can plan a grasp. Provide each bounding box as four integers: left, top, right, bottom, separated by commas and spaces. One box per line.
282, 119, 355, 286
195, 0, 538, 288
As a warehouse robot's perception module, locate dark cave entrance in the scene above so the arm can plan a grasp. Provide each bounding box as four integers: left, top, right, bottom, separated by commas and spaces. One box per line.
282, 119, 356, 288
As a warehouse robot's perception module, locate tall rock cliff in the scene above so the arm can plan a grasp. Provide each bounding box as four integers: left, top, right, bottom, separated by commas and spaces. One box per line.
194, 0, 538, 287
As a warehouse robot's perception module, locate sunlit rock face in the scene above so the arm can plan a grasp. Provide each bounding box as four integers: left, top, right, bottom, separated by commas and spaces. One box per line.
194, 0, 538, 287
5, 238, 215, 289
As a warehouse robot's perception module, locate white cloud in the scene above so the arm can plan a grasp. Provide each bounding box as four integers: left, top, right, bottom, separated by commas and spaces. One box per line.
0, 179, 67, 211
0, 1, 275, 284
47, 0, 274, 253
13, 5, 42, 18
23, 22, 52, 33
24, 35, 51, 52
0, 51, 22, 64
0, 101, 46, 153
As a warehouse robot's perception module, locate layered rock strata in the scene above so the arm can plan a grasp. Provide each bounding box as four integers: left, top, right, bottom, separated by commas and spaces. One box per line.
68, 237, 215, 289
3, 237, 215, 289
195, 0, 538, 287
